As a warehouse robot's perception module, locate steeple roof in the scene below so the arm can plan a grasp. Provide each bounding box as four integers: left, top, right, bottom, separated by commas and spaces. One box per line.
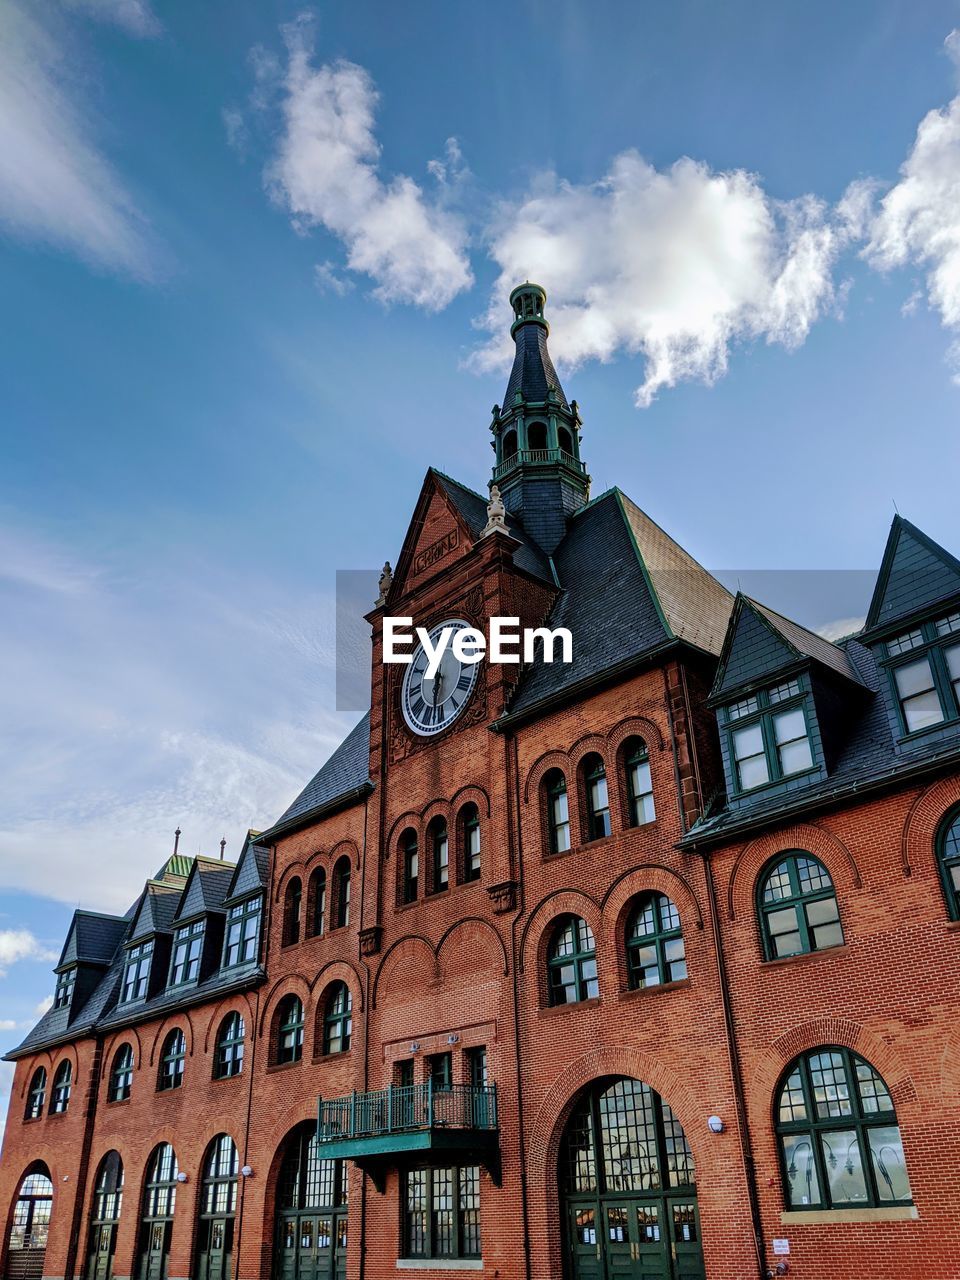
503, 314, 570, 411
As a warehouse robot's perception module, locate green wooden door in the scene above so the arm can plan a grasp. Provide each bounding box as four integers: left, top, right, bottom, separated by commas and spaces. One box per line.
140, 1221, 168, 1280
667, 1199, 706, 1280
91, 1223, 115, 1280
566, 1201, 603, 1280
197, 1217, 233, 1280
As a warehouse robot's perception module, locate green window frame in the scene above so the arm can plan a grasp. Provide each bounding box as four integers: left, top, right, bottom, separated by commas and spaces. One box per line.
401, 830, 419, 904
121, 939, 153, 1003
276, 996, 304, 1065
309, 869, 326, 937
323, 983, 352, 1055
53, 967, 76, 1011
213, 1012, 245, 1079
466, 1046, 488, 1089
429, 1052, 452, 1089
430, 820, 449, 893
758, 853, 843, 960
624, 739, 655, 826
333, 858, 351, 929
937, 806, 960, 920
25, 1067, 46, 1120
724, 682, 816, 794
547, 916, 599, 1006
402, 1165, 481, 1260
884, 612, 960, 736
626, 893, 687, 988
223, 896, 261, 967
169, 919, 204, 987
109, 1044, 134, 1102
583, 754, 611, 840
544, 769, 571, 855
157, 1029, 186, 1091
461, 804, 481, 882
777, 1047, 912, 1209
201, 1135, 238, 1215
283, 878, 302, 947
50, 1061, 71, 1114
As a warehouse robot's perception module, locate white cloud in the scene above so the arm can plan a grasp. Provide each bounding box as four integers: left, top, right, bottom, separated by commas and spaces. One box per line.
471, 152, 863, 406
0, 1020, 17, 1032
0, 3, 156, 277
35, 996, 54, 1017
817, 616, 867, 642
261, 19, 472, 309
61, 0, 159, 37
0, 930, 58, 977
864, 32, 960, 378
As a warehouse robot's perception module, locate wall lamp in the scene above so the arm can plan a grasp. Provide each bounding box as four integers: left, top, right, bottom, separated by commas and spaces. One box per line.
240, 1166, 254, 1178
707, 1115, 725, 1134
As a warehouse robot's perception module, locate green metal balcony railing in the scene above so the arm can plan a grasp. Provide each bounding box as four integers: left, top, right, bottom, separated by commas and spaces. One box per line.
493, 448, 586, 482
317, 1082, 497, 1144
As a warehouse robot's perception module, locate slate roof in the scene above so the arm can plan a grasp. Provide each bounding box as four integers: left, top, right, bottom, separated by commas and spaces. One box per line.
226, 833, 270, 902
502, 320, 570, 412
173, 857, 236, 922
59, 911, 128, 968
711, 595, 862, 700
432, 471, 554, 584
128, 880, 183, 941
269, 713, 373, 835
865, 515, 960, 632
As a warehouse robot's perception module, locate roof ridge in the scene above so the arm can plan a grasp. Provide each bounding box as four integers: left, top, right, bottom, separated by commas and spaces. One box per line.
429, 468, 487, 503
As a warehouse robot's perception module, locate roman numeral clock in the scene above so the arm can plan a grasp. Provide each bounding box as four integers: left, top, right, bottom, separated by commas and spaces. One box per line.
401, 619, 480, 736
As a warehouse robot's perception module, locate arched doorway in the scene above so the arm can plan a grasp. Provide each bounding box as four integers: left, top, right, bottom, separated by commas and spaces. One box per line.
5, 1164, 52, 1280
136, 1144, 177, 1280
86, 1151, 123, 1280
559, 1078, 705, 1280
275, 1123, 347, 1280
195, 1135, 238, 1280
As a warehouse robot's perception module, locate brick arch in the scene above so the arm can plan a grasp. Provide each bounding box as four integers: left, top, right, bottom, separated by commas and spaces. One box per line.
522, 750, 571, 804
49, 1044, 78, 1084
200, 992, 256, 1053
603, 864, 705, 934
301, 846, 330, 877
329, 837, 361, 869
372, 935, 440, 1009
310, 958, 365, 1011
385, 811, 421, 857
751, 1018, 920, 1117
273, 860, 308, 903
450, 783, 491, 818
727, 822, 862, 922
519, 888, 602, 984
257, 976, 312, 1039
102, 1027, 142, 1072
147, 1016, 193, 1067
939, 1027, 960, 1105
568, 732, 613, 770
16, 1052, 52, 1098
436, 916, 509, 979
419, 798, 453, 831
902, 774, 960, 877
608, 714, 667, 755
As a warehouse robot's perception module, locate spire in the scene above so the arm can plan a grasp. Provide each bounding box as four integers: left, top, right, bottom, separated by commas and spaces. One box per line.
490, 283, 589, 555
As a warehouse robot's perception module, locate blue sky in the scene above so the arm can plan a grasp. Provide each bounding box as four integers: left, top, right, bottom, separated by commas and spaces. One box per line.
2, 0, 960, 1126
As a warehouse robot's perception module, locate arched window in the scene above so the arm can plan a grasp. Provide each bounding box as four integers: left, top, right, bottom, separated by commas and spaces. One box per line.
401, 829, 419, 904
557, 425, 574, 455
157, 1029, 186, 1091
937, 806, 960, 919
501, 429, 517, 460
460, 804, 481, 882
283, 877, 302, 947
276, 996, 304, 1065
582, 753, 611, 840
309, 867, 327, 937
7, 1165, 53, 1267
276, 1125, 348, 1278
626, 894, 687, 988
623, 737, 656, 826
323, 983, 352, 1055
429, 818, 449, 893
138, 1144, 177, 1280
776, 1048, 912, 1209
333, 857, 351, 929
86, 1151, 123, 1279
108, 1044, 134, 1102
527, 420, 547, 450
544, 769, 571, 855
547, 916, 599, 1006
213, 1012, 245, 1079
196, 1134, 238, 1277
50, 1060, 72, 1114
758, 852, 843, 959
25, 1067, 46, 1120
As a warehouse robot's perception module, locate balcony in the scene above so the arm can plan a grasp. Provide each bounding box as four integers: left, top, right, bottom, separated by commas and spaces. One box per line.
493, 447, 586, 483
316, 1083, 500, 1190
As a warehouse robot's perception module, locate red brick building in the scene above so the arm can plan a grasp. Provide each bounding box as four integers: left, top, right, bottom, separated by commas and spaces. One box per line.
4, 283, 960, 1280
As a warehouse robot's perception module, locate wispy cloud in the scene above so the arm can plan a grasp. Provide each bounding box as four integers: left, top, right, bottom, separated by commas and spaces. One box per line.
248, 16, 473, 309
61, 0, 160, 38
0, 2, 157, 278
0, 930, 58, 977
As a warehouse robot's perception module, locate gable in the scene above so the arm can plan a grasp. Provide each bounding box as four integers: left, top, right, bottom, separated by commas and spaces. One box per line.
227, 835, 270, 902
389, 472, 475, 603
59, 911, 127, 968
713, 599, 798, 697
866, 517, 960, 631
129, 881, 181, 941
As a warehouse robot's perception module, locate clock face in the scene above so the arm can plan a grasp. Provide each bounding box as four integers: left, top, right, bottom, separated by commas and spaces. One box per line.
401, 618, 481, 737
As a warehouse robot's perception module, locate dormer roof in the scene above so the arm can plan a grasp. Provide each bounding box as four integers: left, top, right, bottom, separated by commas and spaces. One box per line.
58, 910, 127, 969
865, 516, 960, 633
172, 856, 236, 923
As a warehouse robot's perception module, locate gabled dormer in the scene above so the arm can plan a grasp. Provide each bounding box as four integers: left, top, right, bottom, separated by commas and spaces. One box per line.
861, 516, 960, 752
710, 595, 869, 808
221, 831, 270, 971
52, 910, 127, 1018
119, 876, 183, 1005
165, 856, 236, 990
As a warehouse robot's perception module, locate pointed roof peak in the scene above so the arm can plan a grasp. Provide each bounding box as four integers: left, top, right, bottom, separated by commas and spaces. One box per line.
865, 515, 960, 632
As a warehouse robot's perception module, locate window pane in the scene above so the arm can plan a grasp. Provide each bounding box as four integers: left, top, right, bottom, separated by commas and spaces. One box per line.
805, 896, 839, 926
738, 754, 770, 790
781, 1134, 821, 1207
778, 1067, 806, 1122
867, 1125, 911, 1202
902, 688, 944, 732
887, 629, 924, 656
895, 657, 936, 697
809, 1051, 853, 1118
733, 723, 764, 759
773, 709, 806, 744
819, 1128, 868, 1204
779, 737, 814, 775
936, 612, 960, 637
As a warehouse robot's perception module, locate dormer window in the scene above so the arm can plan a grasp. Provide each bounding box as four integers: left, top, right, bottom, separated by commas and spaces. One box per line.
884, 612, 960, 736
223, 896, 261, 968
724, 681, 815, 794
53, 968, 76, 1010
169, 920, 204, 986
121, 940, 153, 1003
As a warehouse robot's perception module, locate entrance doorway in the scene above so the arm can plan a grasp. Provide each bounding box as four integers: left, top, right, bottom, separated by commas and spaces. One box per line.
136, 1144, 178, 1280
275, 1124, 347, 1280
560, 1078, 705, 1280
195, 1135, 238, 1280
5, 1165, 52, 1280
86, 1152, 123, 1280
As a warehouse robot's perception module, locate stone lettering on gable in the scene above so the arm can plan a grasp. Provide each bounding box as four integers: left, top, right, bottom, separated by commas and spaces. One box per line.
413, 528, 459, 576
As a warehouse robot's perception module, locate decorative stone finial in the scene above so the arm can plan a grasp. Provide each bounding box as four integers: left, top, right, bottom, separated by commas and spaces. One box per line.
376, 561, 393, 606
481, 485, 509, 537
